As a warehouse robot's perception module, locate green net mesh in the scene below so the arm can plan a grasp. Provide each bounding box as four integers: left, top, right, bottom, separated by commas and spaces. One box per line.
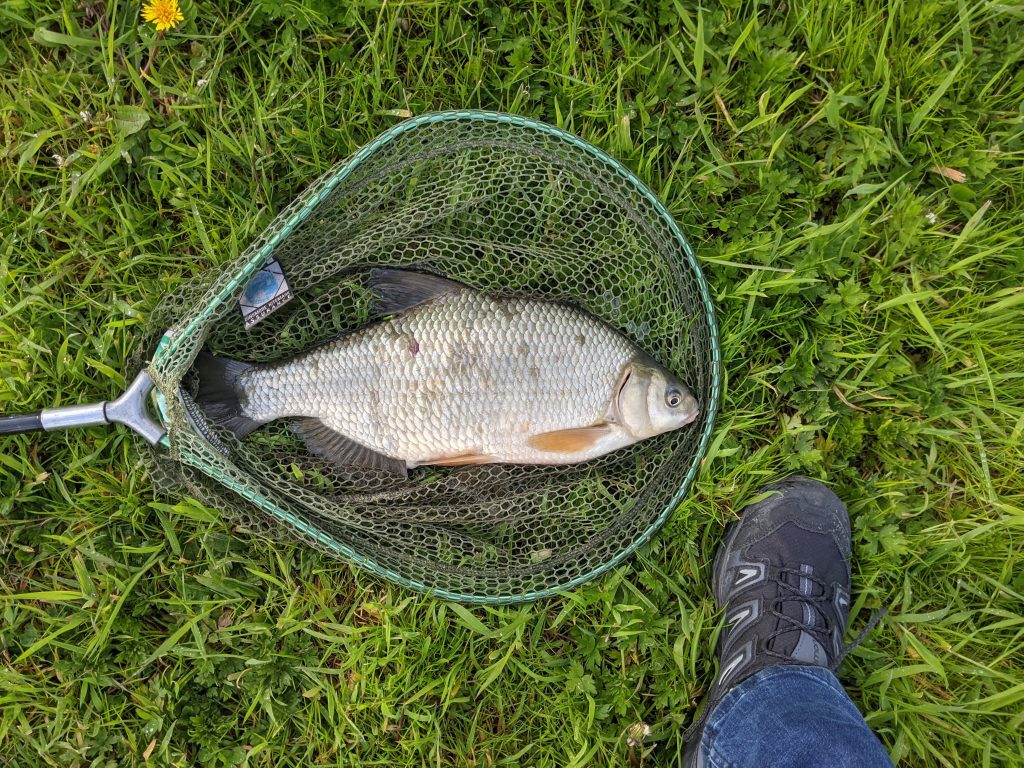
132, 111, 720, 603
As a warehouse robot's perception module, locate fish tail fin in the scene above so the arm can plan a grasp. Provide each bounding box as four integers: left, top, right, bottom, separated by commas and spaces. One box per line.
193, 352, 265, 439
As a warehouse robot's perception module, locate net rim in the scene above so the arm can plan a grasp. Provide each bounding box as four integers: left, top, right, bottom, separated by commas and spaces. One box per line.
151, 110, 721, 603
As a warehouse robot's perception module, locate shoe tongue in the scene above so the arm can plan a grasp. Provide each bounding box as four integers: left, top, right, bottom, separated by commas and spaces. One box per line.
768, 566, 830, 663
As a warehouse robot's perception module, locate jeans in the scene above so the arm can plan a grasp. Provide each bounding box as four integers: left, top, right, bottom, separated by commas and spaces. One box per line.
696, 665, 894, 768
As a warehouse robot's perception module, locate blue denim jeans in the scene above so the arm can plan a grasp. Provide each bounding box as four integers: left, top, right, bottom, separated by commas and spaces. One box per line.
696, 665, 894, 768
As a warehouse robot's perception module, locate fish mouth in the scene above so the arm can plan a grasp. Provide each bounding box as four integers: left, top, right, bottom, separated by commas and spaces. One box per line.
680, 393, 700, 424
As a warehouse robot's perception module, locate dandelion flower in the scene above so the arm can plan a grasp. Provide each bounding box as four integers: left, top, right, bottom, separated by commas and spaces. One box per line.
142, 0, 184, 32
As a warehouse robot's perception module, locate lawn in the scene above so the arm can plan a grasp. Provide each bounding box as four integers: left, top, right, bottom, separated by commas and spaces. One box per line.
1, 0, 1022, 765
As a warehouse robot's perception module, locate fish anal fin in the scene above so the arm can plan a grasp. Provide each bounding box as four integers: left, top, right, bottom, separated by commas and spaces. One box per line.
527, 424, 611, 454
292, 419, 407, 477
369, 268, 466, 315
424, 452, 495, 467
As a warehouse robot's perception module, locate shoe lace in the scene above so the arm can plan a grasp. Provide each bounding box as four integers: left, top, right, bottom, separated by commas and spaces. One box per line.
836, 605, 888, 667
767, 567, 887, 669
765, 567, 836, 659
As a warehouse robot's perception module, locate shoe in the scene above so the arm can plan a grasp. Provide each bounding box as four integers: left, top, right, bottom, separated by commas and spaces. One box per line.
683, 476, 877, 766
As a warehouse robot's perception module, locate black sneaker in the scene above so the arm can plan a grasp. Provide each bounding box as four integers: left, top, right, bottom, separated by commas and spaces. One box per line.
683, 476, 881, 766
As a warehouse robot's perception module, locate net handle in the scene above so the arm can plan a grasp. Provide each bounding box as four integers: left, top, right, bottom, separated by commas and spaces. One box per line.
0, 371, 166, 445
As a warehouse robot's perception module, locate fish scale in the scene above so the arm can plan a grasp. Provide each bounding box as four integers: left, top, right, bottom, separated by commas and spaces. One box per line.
241, 292, 636, 464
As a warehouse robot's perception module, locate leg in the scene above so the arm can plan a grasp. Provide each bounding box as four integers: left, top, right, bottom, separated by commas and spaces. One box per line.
697, 665, 891, 768
684, 476, 892, 767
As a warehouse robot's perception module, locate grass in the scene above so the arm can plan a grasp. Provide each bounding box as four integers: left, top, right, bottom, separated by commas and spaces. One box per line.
1, 0, 1022, 765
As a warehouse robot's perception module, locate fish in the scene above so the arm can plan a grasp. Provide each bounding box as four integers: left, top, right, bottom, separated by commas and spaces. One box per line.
194, 268, 699, 476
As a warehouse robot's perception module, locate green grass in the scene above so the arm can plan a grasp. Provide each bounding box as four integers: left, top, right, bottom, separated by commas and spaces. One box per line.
2, 0, 1023, 765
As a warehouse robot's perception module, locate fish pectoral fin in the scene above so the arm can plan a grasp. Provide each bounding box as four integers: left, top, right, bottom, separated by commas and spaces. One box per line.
423, 452, 496, 467
292, 419, 407, 477
369, 268, 466, 315
527, 424, 612, 454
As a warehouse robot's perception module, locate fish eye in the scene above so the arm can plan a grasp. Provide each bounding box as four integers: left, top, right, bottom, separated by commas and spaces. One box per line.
666, 388, 682, 408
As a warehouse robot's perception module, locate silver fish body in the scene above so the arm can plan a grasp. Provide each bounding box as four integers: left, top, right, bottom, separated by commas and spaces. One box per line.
198, 270, 698, 473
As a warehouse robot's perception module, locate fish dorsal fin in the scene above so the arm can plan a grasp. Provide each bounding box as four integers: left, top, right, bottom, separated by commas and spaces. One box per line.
527, 424, 611, 454
369, 268, 466, 315
292, 418, 407, 477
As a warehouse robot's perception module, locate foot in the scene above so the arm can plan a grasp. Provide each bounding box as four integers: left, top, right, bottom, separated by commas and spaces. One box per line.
684, 476, 854, 764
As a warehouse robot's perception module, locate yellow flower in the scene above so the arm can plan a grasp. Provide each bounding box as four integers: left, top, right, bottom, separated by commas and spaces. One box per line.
141, 0, 184, 32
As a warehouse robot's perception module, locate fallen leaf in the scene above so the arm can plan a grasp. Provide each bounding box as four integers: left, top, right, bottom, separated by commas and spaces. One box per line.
833, 384, 867, 412
930, 165, 967, 182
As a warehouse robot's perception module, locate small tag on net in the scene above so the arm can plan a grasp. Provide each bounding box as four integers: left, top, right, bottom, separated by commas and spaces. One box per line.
239, 257, 293, 330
